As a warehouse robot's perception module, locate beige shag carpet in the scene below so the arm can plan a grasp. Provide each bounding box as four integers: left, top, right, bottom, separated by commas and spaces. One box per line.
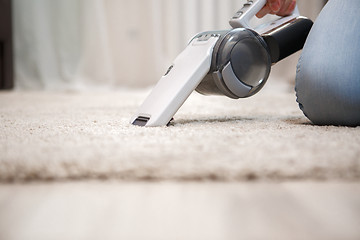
1, 82, 360, 182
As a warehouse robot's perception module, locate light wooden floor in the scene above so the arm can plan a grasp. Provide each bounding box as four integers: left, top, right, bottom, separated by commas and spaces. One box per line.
0, 181, 359, 240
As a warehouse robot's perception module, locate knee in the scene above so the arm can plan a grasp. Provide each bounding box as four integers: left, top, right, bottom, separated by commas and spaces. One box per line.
295, 56, 360, 127
294, 0, 360, 126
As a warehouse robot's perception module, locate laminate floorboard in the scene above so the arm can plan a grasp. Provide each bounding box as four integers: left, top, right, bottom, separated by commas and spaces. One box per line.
0, 181, 359, 240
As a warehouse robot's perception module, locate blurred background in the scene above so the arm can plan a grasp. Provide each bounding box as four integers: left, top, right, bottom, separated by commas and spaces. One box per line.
7, 0, 327, 90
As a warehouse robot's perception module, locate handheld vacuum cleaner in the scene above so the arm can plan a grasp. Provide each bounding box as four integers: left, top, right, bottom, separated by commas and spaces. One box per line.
130, 0, 313, 127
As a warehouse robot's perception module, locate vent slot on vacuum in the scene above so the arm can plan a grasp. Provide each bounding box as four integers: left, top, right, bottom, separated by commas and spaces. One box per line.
132, 116, 150, 126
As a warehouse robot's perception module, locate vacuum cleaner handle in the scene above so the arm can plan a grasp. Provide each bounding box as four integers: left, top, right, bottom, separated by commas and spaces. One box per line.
229, 0, 267, 29
229, 0, 302, 35
229, 0, 312, 64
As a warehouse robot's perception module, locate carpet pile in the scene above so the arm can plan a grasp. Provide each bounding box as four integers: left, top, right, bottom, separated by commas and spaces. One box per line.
1, 83, 359, 182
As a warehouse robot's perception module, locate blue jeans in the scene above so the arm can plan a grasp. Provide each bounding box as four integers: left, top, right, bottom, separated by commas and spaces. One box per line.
295, 0, 360, 126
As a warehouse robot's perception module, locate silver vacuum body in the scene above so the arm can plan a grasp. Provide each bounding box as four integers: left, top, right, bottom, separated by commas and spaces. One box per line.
194, 28, 271, 99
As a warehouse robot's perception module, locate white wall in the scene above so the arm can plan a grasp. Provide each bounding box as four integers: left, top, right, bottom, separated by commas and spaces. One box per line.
13, 0, 325, 90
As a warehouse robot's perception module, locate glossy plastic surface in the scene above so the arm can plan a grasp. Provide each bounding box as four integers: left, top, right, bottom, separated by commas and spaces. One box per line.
196, 28, 271, 98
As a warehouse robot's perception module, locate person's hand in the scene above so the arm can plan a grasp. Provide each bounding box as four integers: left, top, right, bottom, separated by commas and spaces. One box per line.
256, 0, 296, 18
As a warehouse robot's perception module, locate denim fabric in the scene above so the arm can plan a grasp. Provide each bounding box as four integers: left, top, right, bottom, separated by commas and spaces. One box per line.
295, 0, 360, 126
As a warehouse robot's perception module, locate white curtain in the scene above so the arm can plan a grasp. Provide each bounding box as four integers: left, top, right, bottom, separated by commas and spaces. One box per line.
13, 0, 325, 90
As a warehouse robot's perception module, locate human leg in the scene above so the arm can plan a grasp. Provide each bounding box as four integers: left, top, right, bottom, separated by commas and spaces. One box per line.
295, 0, 360, 126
